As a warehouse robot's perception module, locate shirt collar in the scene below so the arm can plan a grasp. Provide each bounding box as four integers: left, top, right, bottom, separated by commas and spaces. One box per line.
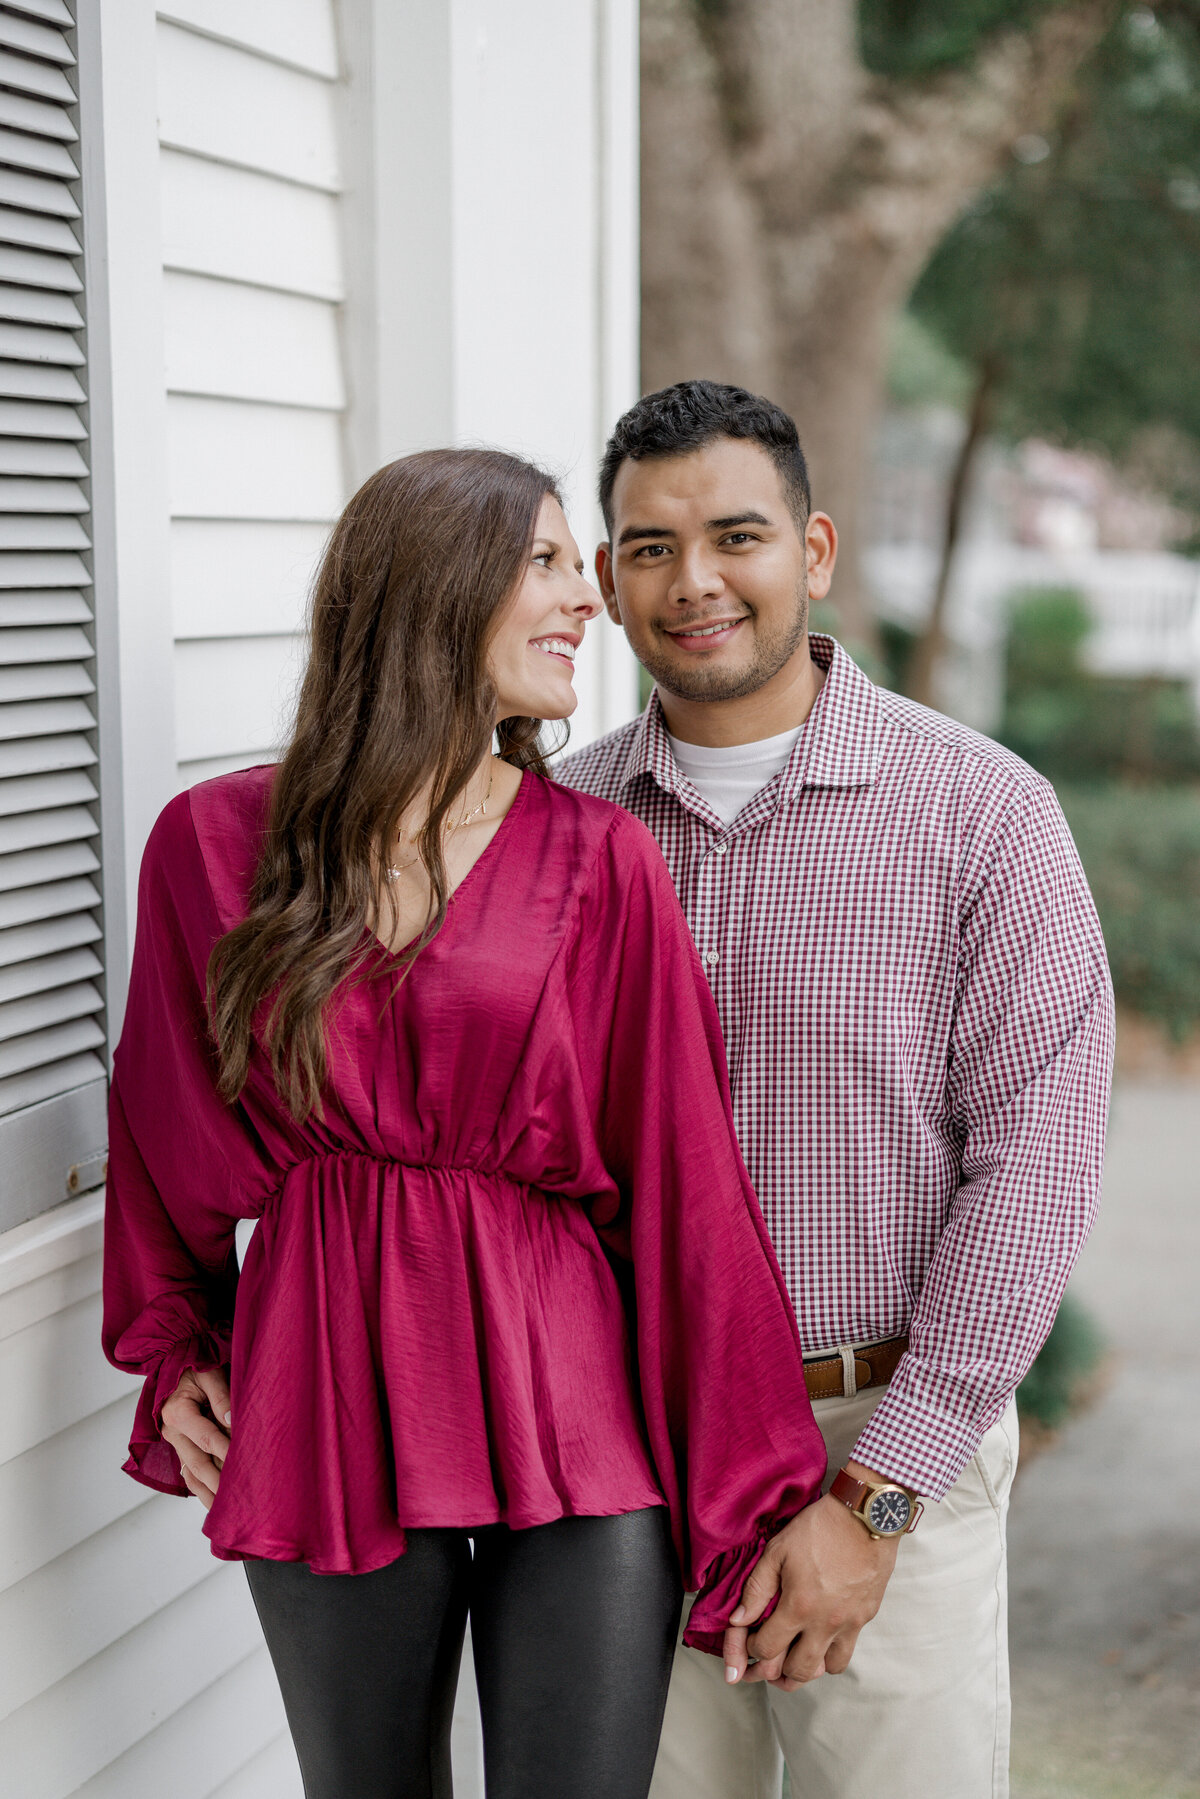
619, 634, 881, 800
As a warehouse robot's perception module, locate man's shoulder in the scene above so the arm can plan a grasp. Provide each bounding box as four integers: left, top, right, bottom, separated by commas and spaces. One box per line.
556, 715, 643, 800
873, 684, 1050, 812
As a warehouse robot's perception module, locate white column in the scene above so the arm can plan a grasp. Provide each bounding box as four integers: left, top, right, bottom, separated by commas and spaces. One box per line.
336, 0, 641, 747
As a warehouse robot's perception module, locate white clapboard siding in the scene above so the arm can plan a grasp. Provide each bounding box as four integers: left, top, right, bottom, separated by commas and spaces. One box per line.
209, 1728, 304, 1799
170, 520, 325, 639
159, 150, 342, 299
75, 1647, 298, 1799
0, 0, 105, 1234
0, 1288, 137, 1463
163, 271, 344, 410
0, 1560, 268, 1797
167, 396, 343, 522
0, 1396, 148, 1593
156, 21, 339, 189
157, 0, 337, 79
174, 633, 303, 767
0, 1494, 216, 1720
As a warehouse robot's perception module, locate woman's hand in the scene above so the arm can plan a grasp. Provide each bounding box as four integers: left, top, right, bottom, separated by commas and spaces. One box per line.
160, 1367, 232, 1510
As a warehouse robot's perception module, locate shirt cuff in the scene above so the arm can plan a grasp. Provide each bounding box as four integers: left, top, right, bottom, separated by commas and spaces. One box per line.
121, 1327, 233, 1498
850, 1362, 1012, 1500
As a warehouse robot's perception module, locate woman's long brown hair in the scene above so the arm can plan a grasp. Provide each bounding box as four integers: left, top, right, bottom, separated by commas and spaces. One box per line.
207, 447, 560, 1120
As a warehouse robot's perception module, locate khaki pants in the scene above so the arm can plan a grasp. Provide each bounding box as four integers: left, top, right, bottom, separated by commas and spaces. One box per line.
650, 1386, 1018, 1799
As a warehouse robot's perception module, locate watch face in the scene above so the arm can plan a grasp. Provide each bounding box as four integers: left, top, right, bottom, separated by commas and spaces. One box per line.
866, 1488, 913, 1536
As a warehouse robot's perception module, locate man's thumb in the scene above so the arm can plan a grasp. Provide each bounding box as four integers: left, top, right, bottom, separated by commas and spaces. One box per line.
729, 1547, 782, 1627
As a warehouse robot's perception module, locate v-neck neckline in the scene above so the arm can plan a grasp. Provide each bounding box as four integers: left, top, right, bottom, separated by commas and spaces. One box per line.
366, 767, 531, 965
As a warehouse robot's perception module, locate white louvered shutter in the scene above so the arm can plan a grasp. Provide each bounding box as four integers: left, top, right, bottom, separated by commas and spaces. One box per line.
0, 0, 106, 1231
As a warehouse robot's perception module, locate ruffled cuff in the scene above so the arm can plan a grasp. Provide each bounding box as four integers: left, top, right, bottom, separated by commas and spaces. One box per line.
121, 1327, 233, 1497
681, 1525, 785, 1657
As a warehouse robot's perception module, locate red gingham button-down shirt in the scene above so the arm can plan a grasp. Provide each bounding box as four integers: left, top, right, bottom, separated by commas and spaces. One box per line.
560, 635, 1114, 1499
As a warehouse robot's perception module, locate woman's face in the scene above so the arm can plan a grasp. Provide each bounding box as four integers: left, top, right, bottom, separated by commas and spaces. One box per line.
489, 494, 603, 721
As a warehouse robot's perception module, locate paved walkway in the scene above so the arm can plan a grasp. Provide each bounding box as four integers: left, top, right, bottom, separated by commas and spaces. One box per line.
1009, 1080, 1200, 1799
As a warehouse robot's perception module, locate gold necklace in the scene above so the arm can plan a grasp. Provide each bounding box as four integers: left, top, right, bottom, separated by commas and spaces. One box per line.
385, 766, 495, 882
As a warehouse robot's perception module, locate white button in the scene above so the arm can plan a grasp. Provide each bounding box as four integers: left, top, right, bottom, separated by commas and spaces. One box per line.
704, 950, 720, 967
714, 842, 728, 856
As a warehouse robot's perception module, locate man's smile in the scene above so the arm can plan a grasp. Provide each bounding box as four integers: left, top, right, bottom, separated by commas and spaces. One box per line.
662, 616, 749, 650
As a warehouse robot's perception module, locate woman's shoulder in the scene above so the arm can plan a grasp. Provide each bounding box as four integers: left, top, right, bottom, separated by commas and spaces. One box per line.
532, 771, 670, 872
143, 765, 277, 925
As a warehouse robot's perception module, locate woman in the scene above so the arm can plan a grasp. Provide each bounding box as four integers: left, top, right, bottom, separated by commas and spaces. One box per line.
102, 449, 826, 1799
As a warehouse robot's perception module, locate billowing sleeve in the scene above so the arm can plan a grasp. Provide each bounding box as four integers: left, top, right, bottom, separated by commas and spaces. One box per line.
565, 814, 826, 1656
102, 793, 273, 1496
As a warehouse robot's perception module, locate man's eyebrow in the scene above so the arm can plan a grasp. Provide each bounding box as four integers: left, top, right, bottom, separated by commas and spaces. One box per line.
617, 523, 676, 546
706, 511, 772, 530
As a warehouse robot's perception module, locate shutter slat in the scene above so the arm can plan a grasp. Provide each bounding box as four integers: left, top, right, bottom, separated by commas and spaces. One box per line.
0, 768, 95, 813
0, 804, 96, 854
0, 475, 86, 510
0, 623, 91, 660
0, 361, 84, 400
0, 436, 85, 474
0, 979, 102, 1046
0, 319, 83, 364
0, 908, 100, 967
0, 50, 73, 105
0, 549, 89, 589
0, 839, 99, 892
0, 282, 83, 326
0, 697, 95, 740
0, 162, 77, 217
2, 5, 74, 32
0, 12, 72, 63
0, 81, 75, 141
0, 245, 80, 293
0, 943, 101, 1003
0, 514, 90, 549
0, 873, 100, 930
0, 1046, 104, 1114
0, 126, 77, 179
0, 662, 93, 703
0, 729, 95, 776
0, 589, 91, 624
0, 663, 93, 708
0, 203, 77, 253
0, 398, 85, 439
0, 1013, 104, 1080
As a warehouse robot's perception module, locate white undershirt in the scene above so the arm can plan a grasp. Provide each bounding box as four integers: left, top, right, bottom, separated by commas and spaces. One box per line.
667, 724, 804, 827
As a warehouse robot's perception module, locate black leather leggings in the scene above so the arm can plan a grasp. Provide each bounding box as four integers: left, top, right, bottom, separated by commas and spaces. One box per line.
245, 1506, 682, 1799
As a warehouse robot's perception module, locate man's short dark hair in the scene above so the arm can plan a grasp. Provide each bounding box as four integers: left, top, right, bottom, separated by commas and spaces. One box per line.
598, 379, 811, 536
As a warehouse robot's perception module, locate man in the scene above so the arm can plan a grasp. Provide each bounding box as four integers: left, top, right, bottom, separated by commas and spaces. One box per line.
559, 380, 1113, 1799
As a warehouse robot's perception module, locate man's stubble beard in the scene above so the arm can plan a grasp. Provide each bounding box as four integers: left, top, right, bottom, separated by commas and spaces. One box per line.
635, 579, 809, 704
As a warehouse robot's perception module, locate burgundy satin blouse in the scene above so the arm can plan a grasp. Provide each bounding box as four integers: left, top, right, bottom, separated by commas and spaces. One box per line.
101, 766, 825, 1654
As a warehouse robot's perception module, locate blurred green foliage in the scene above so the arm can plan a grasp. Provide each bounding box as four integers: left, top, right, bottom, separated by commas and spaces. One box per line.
907, 4, 1200, 524
859, 0, 1055, 77
1003, 588, 1200, 781
1017, 1292, 1106, 1431
1000, 587, 1200, 1039
1057, 781, 1200, 1039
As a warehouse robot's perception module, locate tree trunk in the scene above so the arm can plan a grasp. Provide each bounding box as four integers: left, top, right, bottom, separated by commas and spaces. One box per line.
905, 358, 999, 708
640, 0, 1115, 652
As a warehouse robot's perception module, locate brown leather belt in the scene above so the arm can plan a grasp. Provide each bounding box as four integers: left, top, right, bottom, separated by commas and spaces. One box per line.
803, 1335, 907, 1402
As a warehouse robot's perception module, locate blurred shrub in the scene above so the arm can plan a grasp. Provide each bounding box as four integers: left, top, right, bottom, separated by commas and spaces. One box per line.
1057, 782, 1200, 1041
1017, 1293, 1106, 1433
1002, 587, 1200, 782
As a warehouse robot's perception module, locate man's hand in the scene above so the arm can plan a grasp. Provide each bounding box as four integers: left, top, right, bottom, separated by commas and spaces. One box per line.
722, 1467, 902, 1689
160, 1366, 232, 1511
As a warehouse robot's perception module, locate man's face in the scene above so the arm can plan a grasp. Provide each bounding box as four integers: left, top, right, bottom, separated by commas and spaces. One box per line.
598, 438, 831, 704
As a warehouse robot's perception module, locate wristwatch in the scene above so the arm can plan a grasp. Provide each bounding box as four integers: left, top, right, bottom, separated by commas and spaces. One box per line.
829, 1468, 924, 1540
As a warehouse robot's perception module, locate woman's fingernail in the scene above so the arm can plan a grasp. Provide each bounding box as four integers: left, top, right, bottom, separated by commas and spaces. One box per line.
222, 1411, 231, 1427
725, 1665, 740, 1684
730, 1606, 746, 1625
